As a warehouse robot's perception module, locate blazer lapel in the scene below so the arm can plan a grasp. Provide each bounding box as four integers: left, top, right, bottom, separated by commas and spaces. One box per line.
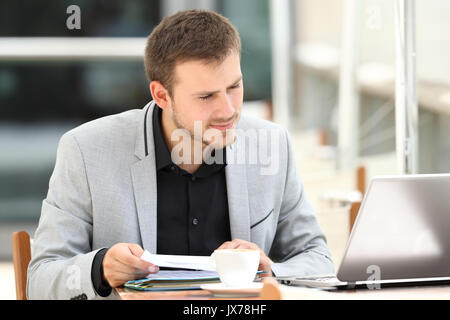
225, 143, 251, 241
131, 102, 158, 253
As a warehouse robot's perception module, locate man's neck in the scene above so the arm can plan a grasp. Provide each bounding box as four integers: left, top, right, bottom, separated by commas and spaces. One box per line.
160, 109, 202, 175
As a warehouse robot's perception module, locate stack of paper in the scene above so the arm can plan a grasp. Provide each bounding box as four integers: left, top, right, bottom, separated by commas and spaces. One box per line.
124, 270, 221, 291
123, 251, 219, 291
140, 250, 215, 271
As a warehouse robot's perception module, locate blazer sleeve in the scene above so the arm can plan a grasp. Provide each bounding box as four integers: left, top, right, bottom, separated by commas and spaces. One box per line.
269, 128, 336, 277
26, 132, 114, 300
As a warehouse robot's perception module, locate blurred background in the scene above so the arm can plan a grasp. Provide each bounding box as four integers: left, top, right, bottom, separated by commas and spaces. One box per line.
1, 0, 449, 299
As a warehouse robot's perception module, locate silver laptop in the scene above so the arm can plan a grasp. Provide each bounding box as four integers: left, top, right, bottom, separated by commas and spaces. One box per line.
277, 174, 450, 290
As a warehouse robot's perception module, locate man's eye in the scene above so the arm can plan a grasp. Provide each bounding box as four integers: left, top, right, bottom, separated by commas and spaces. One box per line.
231, 83, 241, 89
199, 95, 212, 100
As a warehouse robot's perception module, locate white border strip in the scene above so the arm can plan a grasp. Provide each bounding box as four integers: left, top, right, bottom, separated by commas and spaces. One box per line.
0, 37, 146, 60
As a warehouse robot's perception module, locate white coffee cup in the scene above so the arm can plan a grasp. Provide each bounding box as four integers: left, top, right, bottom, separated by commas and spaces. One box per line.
210, 249, 260, 287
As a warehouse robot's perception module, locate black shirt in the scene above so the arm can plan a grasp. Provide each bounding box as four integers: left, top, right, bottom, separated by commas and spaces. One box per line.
91, 105, 231, 296
152, 105, 231, 255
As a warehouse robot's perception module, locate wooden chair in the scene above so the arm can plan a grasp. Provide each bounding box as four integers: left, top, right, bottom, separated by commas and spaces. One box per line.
11, 231, 31, 300
349, 201, 361, 232
349, 166, 366, 232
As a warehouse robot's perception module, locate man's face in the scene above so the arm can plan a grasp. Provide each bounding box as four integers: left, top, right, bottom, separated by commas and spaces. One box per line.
167, 52, 243, 149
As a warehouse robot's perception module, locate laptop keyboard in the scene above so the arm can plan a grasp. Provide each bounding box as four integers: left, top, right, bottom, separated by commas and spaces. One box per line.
295, 275, 338, 282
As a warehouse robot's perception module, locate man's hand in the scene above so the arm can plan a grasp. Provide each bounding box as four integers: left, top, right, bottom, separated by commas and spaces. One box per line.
102, 243, 159, 288
216, 239, 273, 277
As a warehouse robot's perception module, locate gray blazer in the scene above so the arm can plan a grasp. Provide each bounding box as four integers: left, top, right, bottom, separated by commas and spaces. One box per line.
27, 101, 334, 300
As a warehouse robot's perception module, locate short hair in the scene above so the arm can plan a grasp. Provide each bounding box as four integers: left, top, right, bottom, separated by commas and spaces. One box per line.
144, 9, 241, 97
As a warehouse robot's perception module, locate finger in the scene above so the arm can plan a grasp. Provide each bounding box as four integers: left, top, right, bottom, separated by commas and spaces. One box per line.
127, 244, 158, 272
112, 256, 158, 275
116, 251, 158, 273
216, 241, 238, 250
109, 258, 155, 278
229, 239, 260, 251
236, 242, 259, 250
128, 243, 144, 258
228, 239, 253, 249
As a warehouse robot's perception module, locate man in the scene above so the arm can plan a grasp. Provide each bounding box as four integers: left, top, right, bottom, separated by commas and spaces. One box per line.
27, 10, 334, 300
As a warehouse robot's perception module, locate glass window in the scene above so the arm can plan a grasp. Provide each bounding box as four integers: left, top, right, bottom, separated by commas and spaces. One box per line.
220, 0, 272, 101
0, 0, 160, 222
0, 61, 150, 123
0, 0, 160, 37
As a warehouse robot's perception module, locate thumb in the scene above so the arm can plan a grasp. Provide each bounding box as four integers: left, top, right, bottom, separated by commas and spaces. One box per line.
126, 244, 158, 272
128, 243, 145, 258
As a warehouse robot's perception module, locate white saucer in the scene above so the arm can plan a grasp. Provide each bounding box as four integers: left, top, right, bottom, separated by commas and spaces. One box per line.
200, 282, 263, 297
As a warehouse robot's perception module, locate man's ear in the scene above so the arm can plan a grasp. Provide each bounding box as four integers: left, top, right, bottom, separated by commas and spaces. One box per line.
150, 81, 171, 109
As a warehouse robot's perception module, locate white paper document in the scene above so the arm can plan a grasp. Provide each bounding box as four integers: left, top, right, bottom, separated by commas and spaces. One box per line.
140, 250, 215, 271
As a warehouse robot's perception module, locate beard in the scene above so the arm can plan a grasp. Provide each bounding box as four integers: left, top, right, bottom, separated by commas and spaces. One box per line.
171, 103, 239, 150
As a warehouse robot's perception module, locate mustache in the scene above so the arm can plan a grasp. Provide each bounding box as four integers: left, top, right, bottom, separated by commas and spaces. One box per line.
208, 114, 238, 125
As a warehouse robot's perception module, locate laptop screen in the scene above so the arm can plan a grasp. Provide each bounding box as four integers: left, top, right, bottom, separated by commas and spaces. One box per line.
337, 174, 450, 282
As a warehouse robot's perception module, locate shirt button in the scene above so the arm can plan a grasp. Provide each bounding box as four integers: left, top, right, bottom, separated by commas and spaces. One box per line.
170, 166, 176, 172
191, 176, 196, 181
192, 218, 199, 225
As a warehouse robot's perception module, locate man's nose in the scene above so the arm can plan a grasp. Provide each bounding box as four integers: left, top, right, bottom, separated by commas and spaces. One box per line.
216, 94, 235, 119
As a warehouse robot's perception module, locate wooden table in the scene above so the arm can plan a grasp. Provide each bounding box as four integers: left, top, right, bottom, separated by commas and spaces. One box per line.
114, 278, 450, 300
115, 287, 263, 300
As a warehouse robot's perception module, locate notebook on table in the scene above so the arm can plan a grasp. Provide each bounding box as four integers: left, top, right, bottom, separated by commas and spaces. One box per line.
124, 270, 221, 291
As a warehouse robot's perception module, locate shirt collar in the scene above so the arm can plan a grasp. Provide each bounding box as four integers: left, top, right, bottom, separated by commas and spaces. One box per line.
152, 105, 173, 171
152, 104, 227, 176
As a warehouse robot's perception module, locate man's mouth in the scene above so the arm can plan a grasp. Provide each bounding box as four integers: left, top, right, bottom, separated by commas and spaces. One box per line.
209, 120, 234, 131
